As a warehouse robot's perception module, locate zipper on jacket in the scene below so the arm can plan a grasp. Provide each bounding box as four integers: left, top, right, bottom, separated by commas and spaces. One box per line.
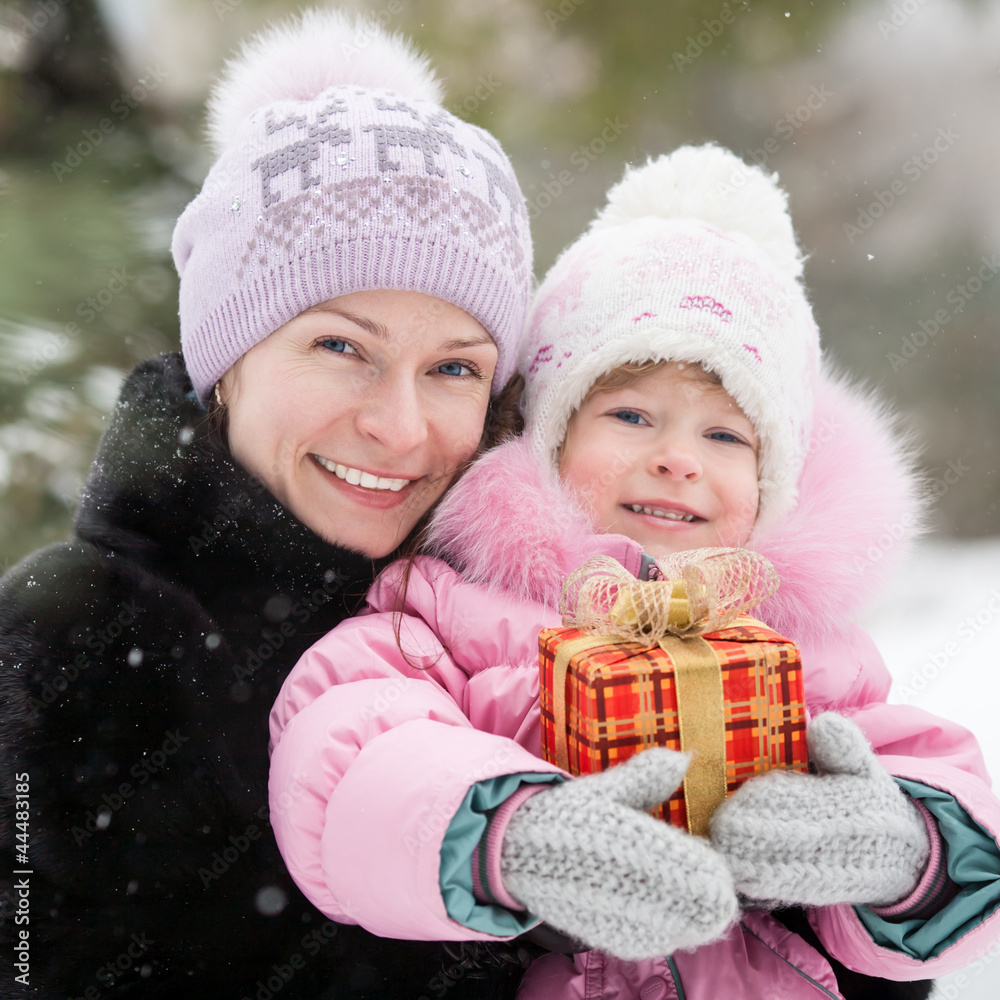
739, 922, 843, 999
665, 956, 685, 1000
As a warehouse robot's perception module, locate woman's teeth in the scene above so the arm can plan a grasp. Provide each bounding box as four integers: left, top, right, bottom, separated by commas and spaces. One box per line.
624, 504, 695, 522
314, 456, 409, 492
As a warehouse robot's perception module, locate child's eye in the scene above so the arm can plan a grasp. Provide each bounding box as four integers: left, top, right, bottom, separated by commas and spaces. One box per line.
318, 338, 359, 356
436, 361, 483, 378
612, 409, 647, 425
708, 430, 746, 444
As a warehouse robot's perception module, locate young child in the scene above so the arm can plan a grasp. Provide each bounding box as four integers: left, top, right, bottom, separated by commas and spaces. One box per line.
268, 146, 1000, 999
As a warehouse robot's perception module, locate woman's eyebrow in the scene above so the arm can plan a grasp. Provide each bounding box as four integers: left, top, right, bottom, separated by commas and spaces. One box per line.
307, 304, 390, 341
439, 334, 496, 351
304, 305, 492, 351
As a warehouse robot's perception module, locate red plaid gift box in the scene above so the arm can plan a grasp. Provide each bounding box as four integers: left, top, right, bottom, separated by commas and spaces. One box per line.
540, 552, 809, 836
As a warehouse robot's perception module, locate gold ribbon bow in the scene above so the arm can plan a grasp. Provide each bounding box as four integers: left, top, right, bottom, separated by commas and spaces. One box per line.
553, 548, 779, 836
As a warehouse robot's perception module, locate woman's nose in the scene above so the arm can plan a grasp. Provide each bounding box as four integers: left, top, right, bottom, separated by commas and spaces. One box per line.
354, 377, 429, 453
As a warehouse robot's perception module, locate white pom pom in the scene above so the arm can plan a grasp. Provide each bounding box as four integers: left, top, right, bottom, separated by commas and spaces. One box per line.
206, 7, 443, 155
592, 144, 804, 279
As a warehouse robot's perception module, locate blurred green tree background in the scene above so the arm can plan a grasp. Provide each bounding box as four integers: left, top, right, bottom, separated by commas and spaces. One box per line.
1, 0, 997, 569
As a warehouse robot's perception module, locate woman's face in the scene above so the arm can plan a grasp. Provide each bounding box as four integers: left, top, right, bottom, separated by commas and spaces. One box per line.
223, 289, 497, 558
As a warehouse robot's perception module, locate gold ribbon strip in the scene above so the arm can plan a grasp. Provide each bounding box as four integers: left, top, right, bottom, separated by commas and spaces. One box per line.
661, 634, 728, 837
549, 632, 728, 836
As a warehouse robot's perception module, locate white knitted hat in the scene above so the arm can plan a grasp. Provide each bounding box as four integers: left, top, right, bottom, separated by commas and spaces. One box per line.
519, 144, 820, 528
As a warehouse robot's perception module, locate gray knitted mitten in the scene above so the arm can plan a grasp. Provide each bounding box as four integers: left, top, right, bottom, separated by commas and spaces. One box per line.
710, 712, 931, 907
499, 749, 738, 960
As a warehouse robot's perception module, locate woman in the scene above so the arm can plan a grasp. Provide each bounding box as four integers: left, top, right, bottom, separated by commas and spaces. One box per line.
0, 10, 533, 997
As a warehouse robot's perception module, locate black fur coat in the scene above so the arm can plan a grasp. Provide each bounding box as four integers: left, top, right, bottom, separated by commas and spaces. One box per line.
0, 355, 530, 998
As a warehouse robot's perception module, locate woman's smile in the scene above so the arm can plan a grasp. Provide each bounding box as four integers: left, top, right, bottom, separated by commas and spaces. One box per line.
310, 454, 422, 510
311, 455, 413, 492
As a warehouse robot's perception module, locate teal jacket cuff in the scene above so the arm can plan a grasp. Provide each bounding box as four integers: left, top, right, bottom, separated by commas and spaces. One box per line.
440, 772, 563, 935
855, 777, 1000, 960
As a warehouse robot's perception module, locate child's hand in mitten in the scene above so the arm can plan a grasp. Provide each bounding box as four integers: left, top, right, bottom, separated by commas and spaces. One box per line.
499, 749, 738, 960
709, 712, 930, 908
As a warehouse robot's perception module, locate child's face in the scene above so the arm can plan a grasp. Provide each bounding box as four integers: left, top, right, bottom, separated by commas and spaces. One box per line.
559, 364, 760, 558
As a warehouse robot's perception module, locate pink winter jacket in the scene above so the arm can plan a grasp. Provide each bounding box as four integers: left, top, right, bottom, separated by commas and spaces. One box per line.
269, 372, 1000, 1000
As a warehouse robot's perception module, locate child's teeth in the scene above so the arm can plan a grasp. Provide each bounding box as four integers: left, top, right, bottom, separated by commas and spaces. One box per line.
627, 504, 694, 522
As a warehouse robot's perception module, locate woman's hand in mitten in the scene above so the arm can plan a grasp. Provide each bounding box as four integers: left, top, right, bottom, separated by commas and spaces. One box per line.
709, 712, 931, 908
499, 749, 738, 960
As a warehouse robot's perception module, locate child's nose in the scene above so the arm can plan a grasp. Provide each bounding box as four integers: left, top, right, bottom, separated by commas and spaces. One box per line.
650, 438, 702, 480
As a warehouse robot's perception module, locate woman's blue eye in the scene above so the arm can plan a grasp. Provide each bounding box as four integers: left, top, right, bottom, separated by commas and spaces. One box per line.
709, 430, 742, 444
319, 338, 356, 355
437, 361, 472, 377
613, 410, 644, 425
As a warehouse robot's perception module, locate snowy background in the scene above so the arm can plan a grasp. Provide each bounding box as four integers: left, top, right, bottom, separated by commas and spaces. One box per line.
866, 537, 1000, 998
1, 0, 998, 994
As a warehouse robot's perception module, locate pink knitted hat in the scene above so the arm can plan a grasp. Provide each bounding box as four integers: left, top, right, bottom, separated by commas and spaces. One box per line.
172, 8, 532, 402
519, 145, 821, 528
